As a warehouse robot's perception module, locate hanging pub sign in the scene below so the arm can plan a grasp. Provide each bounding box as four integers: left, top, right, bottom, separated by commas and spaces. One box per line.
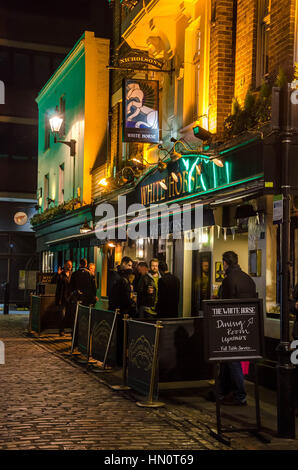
123, 79, 159, 144
119, 54, 164, 70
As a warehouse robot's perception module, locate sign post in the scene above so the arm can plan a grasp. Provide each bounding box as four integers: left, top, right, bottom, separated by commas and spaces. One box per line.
203, 298, 269, 444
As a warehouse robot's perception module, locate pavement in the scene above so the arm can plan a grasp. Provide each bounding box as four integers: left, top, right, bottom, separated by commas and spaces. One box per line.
1, 314, 298, 451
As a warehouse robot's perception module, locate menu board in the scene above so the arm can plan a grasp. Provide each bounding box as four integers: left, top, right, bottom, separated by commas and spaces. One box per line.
203, 299, 264, 362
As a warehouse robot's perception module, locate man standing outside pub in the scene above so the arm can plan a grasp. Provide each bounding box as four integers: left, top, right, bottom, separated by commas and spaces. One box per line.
218, 251, 257, 406
55, 260, 72, 336
137, 258, 161, 319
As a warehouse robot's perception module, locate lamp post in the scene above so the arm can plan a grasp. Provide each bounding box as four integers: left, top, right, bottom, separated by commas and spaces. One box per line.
276, 83, 296, 438
49, 109, 77, 198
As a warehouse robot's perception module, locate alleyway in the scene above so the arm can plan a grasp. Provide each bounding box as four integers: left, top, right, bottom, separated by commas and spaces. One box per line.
1, 315, 298, 452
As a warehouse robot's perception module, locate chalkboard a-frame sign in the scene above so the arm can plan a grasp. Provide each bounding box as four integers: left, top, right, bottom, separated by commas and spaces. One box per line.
203, 298, 264, 362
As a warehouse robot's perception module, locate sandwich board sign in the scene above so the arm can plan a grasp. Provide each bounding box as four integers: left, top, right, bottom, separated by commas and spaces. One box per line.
203, 298, 264, 362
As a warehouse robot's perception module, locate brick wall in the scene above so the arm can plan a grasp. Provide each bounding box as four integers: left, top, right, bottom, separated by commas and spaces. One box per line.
269, 0, 296, 82
209, 0, 236, 136
234, 0, 258, 104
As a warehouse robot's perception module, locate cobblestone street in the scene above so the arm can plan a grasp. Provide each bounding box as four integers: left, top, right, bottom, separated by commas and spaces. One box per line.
0, 315, 229, 451
1, 315, 298, 453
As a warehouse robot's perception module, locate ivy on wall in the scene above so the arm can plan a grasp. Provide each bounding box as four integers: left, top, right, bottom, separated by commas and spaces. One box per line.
30, 198, 82, 227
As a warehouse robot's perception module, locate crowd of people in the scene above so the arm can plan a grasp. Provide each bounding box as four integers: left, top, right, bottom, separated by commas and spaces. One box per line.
54, 250, 260, 407
54, 255, 181, 336
55, 258, 98, 336
108, 257, 180, 320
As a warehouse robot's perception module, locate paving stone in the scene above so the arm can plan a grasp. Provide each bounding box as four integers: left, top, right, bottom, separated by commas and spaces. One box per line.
0, 315, 225, 450
3, 315, 298, 451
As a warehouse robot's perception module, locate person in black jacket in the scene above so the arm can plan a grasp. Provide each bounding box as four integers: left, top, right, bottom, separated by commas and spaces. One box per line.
156, 261, 180, 318
108, 257, 134, 314
218, 251, 257, 406
133, 261, 148, 293
109, 268, 136, 317
137, 259, 160, 319
70, 258, 96, 307
55, 260, 72, 336
88, 262, 98, 304
108, 257, 135, 366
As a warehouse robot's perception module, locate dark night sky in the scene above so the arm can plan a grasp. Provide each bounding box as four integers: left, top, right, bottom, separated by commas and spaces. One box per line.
0, 0, 113, 195
0, 0, 113, 43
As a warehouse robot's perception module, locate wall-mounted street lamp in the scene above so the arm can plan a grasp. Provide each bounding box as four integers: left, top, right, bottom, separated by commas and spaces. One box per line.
49, 108, 76, 156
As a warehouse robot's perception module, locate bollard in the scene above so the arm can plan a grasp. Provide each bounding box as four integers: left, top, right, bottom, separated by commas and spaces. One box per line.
111, 314, 131, 390
136, 321, 165, 408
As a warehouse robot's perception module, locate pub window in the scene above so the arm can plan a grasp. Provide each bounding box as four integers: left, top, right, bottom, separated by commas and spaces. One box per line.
256, 0, 271, 87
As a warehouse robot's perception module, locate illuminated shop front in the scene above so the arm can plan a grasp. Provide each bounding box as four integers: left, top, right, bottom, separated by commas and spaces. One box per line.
130, 137, 267, 316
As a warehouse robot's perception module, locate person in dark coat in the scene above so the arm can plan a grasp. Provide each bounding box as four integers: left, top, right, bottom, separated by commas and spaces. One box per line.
218, 251, 257, 406
108, 257, 135, 366
55, 260, 72, 336
133, 261, 148, 293
137, 259, 160, 319
156, 261, 180, 318
88, 262, 98, 304
108, 256, 134, 314
109, 268, 136, 317
70, 258, 96, 307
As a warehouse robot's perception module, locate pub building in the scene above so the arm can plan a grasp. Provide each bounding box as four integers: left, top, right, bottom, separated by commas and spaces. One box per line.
31, 0, 298, 391
105, 132, 293, 388
100, 0, 298, 391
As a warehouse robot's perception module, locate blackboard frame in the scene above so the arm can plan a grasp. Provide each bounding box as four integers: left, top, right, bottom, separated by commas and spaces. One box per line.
203, 298, 264, 362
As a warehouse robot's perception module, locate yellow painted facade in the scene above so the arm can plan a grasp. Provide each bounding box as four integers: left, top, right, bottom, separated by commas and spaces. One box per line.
119, 0, 211, 168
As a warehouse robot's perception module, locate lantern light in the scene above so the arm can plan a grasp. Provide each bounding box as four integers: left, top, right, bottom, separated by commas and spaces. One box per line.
98, 178, 109, 187
48, 106, 76, 156
49, 114, 63, 134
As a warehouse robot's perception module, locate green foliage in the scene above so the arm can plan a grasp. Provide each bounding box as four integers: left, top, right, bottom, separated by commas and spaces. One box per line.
232, 97, 241, 115
275, 67, 287, 88
30, 198, 82, 227
224, 86, 271, 139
